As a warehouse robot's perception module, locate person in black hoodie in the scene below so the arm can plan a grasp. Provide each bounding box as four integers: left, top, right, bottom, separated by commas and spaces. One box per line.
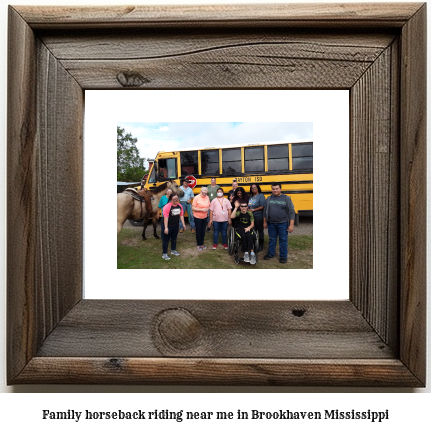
231, 200, 256, 265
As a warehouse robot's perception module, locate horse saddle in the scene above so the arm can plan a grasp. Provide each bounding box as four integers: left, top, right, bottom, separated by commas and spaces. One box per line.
124, 188, 154, 217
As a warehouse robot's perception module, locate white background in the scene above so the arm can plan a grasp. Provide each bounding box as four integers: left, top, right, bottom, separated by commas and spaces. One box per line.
85, 90, 349, 300
0, 0, 430, 426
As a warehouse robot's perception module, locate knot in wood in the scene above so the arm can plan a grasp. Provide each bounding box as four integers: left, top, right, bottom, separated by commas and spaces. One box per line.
116, 71, 150, 87
292, 308, 306, 317
155, 308, 203, 351
108, 358, 123, 369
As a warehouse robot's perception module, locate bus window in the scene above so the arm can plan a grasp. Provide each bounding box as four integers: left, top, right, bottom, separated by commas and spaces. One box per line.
180, 151, 198, 176
244, 146, 264, 172
292, 143, 313, 170
158, 158, 177, 180
267, 144, 289, 171
292, 142, 313, 157
201, 150, 219, 175
292, 157, 313, 169
222, 148, 241, 174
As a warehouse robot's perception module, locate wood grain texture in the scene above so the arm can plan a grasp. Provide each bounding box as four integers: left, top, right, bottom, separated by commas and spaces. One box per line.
7, 3, 426, 386
399, 3, 427, 384
15, 3, 423, 29
7, 6, 83, 382
7, 6, 38, 381
40, 31, 395, 60
350, 45, 398, 348
39, 29, 394, 90
35, 40, 84, 333
15, 358, 422, 386
49, 31, 394, 89
36, 300, 393, 359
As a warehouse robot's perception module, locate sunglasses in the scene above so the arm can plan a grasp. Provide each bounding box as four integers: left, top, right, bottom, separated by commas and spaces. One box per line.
240, 205, 248, 208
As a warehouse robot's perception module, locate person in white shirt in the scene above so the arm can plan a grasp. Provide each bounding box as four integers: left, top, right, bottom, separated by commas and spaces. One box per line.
208, 187, 232, 249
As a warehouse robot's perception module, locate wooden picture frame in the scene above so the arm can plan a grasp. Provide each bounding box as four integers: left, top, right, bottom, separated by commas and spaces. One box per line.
7, 3, 426, 386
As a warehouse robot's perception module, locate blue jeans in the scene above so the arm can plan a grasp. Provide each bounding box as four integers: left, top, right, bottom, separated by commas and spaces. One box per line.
213, 220, 228, 244
267, 222, 288, 259
179, 202, 195, 229
162, 225, 179, 254
160, 217, 165, 241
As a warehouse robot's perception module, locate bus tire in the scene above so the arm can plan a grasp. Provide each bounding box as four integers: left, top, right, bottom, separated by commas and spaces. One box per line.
128, 219, 144, 227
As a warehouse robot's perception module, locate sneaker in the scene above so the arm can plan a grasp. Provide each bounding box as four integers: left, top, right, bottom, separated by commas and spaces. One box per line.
264, 254, 273, 260
202, 245, 207, 250
223, 244, 228, 250
179, 229, 184, 233
171, 250, 180, 256
191, 229, 196, 233
162, 253, 170, 260
212, 244, 217, 249
250, 252, 256, 265
279, 257, 287, 264
197, 246, 203, 251
244, 252, 250, 262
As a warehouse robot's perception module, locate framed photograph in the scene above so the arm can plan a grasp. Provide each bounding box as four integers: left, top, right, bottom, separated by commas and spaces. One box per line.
7, 4, 426, 386
113, 116, 318, 272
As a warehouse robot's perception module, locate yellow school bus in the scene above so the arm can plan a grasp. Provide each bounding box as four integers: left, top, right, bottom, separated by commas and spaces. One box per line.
146, 141, 313, 220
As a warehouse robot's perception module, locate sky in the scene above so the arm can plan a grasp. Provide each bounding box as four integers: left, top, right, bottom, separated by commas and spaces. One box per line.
117, 122, 313, 168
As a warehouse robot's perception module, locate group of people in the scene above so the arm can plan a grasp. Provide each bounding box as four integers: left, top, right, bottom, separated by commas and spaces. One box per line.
158, 178, 295, 265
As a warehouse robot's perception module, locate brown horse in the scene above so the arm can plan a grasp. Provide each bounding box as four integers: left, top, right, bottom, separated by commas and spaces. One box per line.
117, 181, 184, 240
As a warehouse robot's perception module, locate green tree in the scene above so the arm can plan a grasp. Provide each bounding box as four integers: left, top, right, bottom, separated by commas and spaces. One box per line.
117, 126, 148, 182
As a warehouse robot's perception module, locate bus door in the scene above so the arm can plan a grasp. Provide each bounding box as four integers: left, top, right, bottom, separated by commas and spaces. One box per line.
148, 161, 157, 185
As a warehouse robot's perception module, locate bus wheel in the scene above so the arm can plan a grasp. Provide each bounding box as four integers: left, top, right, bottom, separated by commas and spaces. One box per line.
128, 219, 144, 227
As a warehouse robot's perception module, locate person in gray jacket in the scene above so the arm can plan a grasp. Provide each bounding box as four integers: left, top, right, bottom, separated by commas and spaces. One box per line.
263, 183, 295, 263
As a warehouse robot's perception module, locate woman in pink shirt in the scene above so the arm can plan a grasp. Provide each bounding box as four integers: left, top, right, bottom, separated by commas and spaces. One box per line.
192, 186, 210, 250
208, 188, 232, 249
161, 193, 186, 260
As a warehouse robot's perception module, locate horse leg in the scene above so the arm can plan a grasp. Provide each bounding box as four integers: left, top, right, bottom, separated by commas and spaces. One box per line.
153, 217, 160, 239
117, 217, 126, 234
142, 217, 150, 240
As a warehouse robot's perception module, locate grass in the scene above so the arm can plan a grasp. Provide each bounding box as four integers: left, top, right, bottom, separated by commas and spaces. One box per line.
118, 225, 313, 269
